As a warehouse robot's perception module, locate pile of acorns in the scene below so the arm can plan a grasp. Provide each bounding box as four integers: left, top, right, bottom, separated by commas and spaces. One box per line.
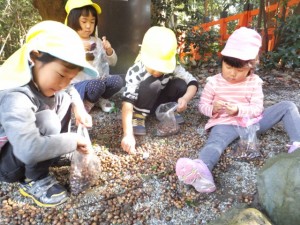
69, 151, 101, 195
155, 120, 179, 137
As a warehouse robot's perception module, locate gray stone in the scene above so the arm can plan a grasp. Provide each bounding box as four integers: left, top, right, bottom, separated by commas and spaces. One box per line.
257, 150, 300, 225
208, 205, 272, 225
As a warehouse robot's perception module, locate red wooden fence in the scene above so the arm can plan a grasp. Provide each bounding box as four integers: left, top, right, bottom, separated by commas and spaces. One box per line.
180, 0, 299, 61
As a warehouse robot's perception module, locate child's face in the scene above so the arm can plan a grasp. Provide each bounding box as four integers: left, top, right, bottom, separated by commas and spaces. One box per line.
221, 61, 251, 84
145, 67, 164, 78
77, 12, 96, 40
32, 58, 81, 97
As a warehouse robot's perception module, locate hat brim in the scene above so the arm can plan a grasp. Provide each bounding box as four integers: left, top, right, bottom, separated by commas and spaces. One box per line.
221, 48, 258, 60
0, 40, 98, 91
141, 53, 176, 74
48, 50, 98, 78
91, 3, 101, 14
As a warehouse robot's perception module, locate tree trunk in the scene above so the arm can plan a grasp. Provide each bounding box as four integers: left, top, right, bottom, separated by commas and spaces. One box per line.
257, 0, 263, 29
32, 0, 66, 23
262, 0, 269, 53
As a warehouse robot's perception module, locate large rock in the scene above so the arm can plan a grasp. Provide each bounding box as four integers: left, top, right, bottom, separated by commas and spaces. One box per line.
257, 150, 300, 225
207, 205, 272, 225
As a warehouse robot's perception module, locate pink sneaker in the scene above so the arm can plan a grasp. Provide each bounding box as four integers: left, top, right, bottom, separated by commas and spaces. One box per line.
287, 141, 300, 153
176, 158, 216, 193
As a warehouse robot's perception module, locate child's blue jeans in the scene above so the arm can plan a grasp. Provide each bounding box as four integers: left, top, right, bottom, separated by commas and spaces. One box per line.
199, 101, 300, 171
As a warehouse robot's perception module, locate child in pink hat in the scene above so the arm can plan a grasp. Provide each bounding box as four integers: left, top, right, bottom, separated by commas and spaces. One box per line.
176, 27, 300, 193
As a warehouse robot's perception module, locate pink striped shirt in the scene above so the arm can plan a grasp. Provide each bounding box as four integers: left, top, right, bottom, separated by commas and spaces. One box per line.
199, 73, 264, 130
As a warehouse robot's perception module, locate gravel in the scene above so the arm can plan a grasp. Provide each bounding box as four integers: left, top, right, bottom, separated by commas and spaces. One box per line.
0, 68, 299, 224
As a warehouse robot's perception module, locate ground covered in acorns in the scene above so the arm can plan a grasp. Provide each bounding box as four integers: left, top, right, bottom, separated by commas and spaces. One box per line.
0, 67, 299, 225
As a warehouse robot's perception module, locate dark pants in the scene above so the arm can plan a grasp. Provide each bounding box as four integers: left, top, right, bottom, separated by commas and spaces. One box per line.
75, 75, 124, 103
134, 77, 187, 115
0, 92, 71, 183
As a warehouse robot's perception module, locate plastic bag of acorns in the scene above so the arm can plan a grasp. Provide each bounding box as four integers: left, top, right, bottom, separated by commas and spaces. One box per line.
70, 125, 101, 195
69, 149, 101, 195
155, 102, 180, 137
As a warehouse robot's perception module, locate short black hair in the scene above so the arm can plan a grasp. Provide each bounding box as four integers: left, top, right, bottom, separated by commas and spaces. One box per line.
222, 56, 256, 68
31, 51, 83, 70
222, 56, 257, 76
67, 5, 98, 36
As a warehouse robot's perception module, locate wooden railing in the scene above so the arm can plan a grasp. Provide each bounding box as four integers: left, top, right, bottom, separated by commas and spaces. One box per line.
180, 0, 299, 61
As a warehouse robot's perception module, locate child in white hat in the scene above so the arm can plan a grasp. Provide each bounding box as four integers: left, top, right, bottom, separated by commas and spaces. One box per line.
65, 0, 124, 113
0, 20, 98, 207
176, 27, 300, 193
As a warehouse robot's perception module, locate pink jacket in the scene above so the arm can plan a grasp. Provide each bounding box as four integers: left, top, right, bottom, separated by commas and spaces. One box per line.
199, 73, 264, 130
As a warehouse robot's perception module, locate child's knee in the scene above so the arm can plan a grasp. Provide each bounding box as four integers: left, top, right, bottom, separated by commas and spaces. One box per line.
170, 79, 187, 96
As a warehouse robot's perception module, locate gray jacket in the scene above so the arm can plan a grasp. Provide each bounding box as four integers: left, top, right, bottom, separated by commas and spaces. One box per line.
0, 82, 78, 165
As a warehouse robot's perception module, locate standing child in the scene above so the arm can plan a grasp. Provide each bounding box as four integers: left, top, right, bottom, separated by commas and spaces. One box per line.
121, 26, 199, 154
65, 0, 124, 113
0, 21, 98, 207
176, 27, 300, 193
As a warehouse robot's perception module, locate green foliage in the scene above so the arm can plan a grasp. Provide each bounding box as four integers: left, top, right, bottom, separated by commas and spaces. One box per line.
261, 14, 300, 70
0, 0, 41, 64
150, 0, 254, 68
178, 26, 221, 68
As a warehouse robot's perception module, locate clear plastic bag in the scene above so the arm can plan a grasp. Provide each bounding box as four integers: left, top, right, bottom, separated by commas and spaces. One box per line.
92, 40, 110, 80
69, 125, 101, 195
233, 117, 261, 159
155, 102, 180, 137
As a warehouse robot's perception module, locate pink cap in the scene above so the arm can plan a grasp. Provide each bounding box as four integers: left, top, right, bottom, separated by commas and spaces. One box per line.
221, 27, 262, 60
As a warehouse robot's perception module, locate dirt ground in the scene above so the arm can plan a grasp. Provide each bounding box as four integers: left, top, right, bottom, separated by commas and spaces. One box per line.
0, 67, 299, 225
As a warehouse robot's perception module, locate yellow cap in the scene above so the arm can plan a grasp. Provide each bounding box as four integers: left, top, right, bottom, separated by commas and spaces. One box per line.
140, 26, 177, 74
65, 0, 101, 24
65, 0, 101, 14
0, 20, 98, 90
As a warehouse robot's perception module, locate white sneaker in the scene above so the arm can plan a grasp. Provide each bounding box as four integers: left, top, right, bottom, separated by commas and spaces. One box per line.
97, 98, 115, 113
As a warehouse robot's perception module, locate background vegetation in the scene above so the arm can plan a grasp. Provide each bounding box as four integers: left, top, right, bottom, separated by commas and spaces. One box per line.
0, 0, 299, 70
0, 0, 41, 63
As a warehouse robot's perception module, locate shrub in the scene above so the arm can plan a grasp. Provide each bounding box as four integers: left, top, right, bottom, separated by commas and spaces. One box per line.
261, 14, 300, 70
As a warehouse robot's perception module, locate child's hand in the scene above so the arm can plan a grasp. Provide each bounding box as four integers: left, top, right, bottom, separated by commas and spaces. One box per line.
73, 106, 93, 128
212, 100, 226, 114
224, 103, 238, 116
76, 136, 89, 154
76, 112, 92, 128
177, 97, 188, 112
102, 36, 113, 56
121, 134, 136, 154
83, 41, 92, 51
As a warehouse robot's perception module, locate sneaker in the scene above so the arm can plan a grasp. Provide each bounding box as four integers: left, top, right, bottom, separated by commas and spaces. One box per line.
19, 175, 68, 207
133, 112, 146, 135
175, 113, 184, 124
97, 98, 115, 113
287, 141, 300, 153
176, 158, 216, 193
83, 100, 95, 113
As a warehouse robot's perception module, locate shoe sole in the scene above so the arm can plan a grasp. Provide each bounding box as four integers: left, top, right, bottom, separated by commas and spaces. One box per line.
176, 158, 216, 193
133, 124, 146, 135
133, 131, 146, 135
19, 188, 68, 208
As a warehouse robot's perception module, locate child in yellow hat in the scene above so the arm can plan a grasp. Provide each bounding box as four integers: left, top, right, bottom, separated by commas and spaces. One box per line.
121, 26, 199, 154
65, 0, 124, 113
0, 20, 98, 207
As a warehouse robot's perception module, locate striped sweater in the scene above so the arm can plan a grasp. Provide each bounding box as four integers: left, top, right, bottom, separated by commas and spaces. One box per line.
199, 73, 264, 130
